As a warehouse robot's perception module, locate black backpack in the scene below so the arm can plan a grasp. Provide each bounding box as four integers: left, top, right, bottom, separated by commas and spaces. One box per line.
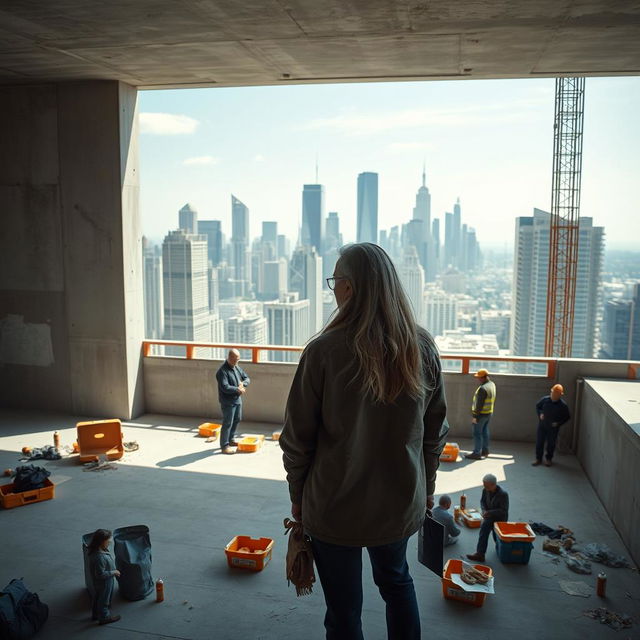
0, 579, 48, 640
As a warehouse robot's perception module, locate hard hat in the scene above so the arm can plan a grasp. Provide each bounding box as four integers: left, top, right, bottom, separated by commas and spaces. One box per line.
474, 368, 489, 378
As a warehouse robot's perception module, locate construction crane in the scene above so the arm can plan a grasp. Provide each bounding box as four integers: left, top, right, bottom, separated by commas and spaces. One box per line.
544, 77, 586, 358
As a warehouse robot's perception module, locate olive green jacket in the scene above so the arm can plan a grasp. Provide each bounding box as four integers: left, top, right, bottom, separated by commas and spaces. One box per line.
280, 328, 448, 547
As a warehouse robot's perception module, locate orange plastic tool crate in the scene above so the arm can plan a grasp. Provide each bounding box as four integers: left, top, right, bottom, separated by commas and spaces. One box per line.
237, 436, 263, 453
76, 419, 124, 463
0, 479, 55, 509
225, 536, 274, 571
494, 522, 536, 543
198, 423, 222, 438
440, 442, 460, 462
460, 509, 483, 529
442, 558, 492, 607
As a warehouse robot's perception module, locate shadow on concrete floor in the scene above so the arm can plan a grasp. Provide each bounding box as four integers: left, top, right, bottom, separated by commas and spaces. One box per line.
156, 449, 213, 468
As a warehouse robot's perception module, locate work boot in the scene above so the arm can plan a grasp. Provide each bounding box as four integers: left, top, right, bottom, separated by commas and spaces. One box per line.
466, 552, 485, 562
481, 449, 490, 458
229, 439, 240, 447
532, 460, 542, 466
544, 459, 552, 467
465, 452, 482, 460
99, 615, 121, 625
222, 446, 236, 455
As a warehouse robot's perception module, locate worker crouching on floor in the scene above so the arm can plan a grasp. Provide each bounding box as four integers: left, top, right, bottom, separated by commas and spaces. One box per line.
432, 495, 461, 546
532, 383, 571, 467
466, 474, 509, 562
87, 529, 121, 625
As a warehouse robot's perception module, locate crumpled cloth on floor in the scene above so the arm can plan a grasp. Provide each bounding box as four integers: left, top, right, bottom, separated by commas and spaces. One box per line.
530, 522, 573, 540
20, 445, 61, 461
577, 543, 630, 568
564, 552, 592, 575
583, 607, 633, 631
13, 464, 51, 492
284, 518, 315, 597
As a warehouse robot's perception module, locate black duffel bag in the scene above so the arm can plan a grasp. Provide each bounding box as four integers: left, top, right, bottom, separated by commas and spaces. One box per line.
113, 525, 154, 601
0, 579, 48, 640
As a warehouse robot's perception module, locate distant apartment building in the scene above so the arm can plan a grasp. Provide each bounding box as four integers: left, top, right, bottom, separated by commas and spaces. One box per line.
198, 220, 223, 266
423, 288, 458, 337
290, 245, 323, 335
477, 309, 511, 350
511, 208, 604, 358
231, 195, 251, 297
226, 314, 267, 346
600, 285, 640, 360
142, 239, 163, 340
399, 246, 425, 325
264, 293, 310, 362
261, 259, 288, 300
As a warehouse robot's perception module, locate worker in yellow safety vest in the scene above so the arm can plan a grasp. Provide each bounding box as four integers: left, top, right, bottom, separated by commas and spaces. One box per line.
465, 369, 496, 460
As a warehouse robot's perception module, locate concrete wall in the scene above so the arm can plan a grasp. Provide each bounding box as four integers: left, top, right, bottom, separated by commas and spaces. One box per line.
0, 81, 144, 419
143, 355, 636, 443
577, 380, 640, 566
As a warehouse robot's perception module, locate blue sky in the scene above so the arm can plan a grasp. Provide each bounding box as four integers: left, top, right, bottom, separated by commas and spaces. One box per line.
139, 77, 640, 250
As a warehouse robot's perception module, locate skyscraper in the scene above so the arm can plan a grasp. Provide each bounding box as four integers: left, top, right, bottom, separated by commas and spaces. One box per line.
323, 211, 343, 280
301, 184, 325, 253
262, 259, 287, 300
290, 245, 323, 335
262, 221, 278, 253
600, 300, 632, 359
444, 212, 453, 268
432, 218, 441, 274
399, 246, 425, 325
452, 198, 462, 266
357, 172, 378, 244
510, 208, 604, 358
142, 238, 163, 339
178, 203, 198, 235
265, 293, 310, 363
226, 315, 267, 346
198, 220, 223, 266
162, 229, 211, 355
424, 288, 458, 337
411, 167, 432, 277
231, 195, 251, 297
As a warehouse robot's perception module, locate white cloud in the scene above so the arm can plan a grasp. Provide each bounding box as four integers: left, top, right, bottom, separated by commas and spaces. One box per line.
253, 154, 265, 162
140, 112, 199, 135
182, 155, 219, 166
387, 142, 433, 153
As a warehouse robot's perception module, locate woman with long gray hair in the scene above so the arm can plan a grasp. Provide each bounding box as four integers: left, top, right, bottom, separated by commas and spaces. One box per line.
280, 242, 448, 640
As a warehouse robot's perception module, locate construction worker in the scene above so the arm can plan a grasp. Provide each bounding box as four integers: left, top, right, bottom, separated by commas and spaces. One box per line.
465, 368, 496, 460
532, 383, 571, 467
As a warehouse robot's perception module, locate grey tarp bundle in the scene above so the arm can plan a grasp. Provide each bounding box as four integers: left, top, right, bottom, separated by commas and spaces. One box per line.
113, 525, 154, 601
82, 532, 96, 598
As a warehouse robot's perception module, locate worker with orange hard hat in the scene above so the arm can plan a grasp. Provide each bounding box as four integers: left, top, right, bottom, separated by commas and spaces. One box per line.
532, 384, 571, 467
465, 369, 496, 460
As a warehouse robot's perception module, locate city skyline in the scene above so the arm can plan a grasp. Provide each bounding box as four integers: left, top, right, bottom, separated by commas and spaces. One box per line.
139, 77, 640, 250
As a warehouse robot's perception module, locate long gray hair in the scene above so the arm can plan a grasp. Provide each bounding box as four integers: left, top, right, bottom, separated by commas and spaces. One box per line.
324, 243, 436, 404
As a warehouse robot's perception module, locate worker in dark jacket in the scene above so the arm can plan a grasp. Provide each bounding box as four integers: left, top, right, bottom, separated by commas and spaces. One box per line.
466, 474, 509, 562
465, 368, 497, 460
532, 384, 571, 467
216, 349, 250, 455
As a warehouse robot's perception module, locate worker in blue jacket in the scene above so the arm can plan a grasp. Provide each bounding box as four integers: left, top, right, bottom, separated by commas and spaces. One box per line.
216, 348, 251, 455
532, 384, 571, 467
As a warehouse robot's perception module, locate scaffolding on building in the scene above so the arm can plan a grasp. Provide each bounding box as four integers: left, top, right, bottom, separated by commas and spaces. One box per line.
545, 77, 586, 358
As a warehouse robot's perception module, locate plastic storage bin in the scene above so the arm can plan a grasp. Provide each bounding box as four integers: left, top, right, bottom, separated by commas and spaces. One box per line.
442, 558, 492, 607
225, 536, 274, 571
76, 419, 123, 463
493, 522, 536, 543
495, 537, 534, 564
198, 423, 222, 438
460, 509, 483, 529
0, 479, 55, 509
440, 442, 460, 462
237, 436, 263, 453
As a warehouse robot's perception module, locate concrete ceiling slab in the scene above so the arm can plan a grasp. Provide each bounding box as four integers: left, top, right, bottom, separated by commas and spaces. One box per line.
0, 0, 638, 88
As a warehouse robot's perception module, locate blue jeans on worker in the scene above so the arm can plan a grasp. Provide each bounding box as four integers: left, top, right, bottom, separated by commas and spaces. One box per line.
220, 403, 242, 448
310, 536, 420, 640
91, 579, 114, 621
472, 414, 492, 454
536, 423, 559, 461
476, 518, 497, 555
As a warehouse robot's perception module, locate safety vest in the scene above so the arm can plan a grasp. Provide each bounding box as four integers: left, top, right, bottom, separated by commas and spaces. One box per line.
472, 380, 496, 414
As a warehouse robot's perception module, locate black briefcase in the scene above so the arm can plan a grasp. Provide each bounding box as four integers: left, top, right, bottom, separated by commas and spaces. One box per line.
417, 511, 445, 577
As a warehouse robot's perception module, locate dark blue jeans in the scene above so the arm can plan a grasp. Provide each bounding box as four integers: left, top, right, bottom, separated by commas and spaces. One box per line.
536, 423, 559, 461
311, 536, 420, 640
220, 403, 242, 448
472, 414, 491, 454
476, 519, 497, 555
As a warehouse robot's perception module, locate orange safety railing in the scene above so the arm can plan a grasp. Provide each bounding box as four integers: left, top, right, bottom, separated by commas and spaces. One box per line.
142, 340, 558, 377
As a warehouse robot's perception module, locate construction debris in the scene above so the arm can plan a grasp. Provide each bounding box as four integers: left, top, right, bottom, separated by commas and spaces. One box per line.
123, 441, 139, 453
83, 455, 118, 472
583, 607, 633, 631
19, 445, 61, 461
559, 580, 592, 598
565, 552, 592, 575
579, 543, 630, 569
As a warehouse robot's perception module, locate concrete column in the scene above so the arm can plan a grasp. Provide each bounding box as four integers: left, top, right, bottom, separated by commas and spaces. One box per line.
0, 81, 144, 419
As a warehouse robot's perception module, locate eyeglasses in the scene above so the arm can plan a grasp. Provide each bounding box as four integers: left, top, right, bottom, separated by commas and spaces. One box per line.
326, 276, 347, 291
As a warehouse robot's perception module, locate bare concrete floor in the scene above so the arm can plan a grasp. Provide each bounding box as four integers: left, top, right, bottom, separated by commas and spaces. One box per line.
1, 409, 639, 640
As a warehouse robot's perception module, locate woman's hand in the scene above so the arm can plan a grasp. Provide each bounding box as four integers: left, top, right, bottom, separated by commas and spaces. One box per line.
291, 503, 302, 521
426, 495, 434, 510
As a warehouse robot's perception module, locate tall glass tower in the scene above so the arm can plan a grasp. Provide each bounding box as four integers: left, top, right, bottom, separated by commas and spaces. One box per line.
357, 172, 378, 244
301, 184, 325, 253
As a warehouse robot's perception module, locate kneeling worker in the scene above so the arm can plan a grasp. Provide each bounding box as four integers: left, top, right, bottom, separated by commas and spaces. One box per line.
466, 474, 509, 562
432, 495, 461, 546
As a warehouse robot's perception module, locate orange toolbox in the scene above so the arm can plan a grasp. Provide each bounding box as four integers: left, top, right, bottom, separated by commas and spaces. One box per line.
0, 479, 55, 510
494, 522, 536, 543
460, 509, 483, 529
76, 419, 124, 463
198, 423, 222, 438
442, 558, 492, 607
225, 536, 274, 571
237, 435, 264, 453
440, 442, 460, 462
